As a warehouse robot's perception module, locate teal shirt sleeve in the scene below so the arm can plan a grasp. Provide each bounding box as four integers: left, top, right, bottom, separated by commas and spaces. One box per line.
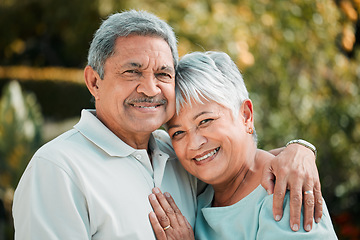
195, 186, 338, 240
257, 192, 338, 240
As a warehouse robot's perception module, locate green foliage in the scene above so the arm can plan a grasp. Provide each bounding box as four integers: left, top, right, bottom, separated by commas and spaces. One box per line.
0, 81, 43, 188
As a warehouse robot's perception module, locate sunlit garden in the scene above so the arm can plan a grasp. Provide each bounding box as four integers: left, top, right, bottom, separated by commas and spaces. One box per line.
0, 0, 359, 239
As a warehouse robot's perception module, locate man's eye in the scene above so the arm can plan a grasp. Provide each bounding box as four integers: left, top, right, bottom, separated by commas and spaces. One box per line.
156, 73, 173, 82
124, 70, 139, 74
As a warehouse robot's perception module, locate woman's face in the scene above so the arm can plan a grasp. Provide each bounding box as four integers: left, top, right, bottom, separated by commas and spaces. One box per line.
167, 99, 254, 185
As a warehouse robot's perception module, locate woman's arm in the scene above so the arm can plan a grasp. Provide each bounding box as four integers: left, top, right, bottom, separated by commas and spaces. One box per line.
260, 141, 322, 232
148, 188, 195, 240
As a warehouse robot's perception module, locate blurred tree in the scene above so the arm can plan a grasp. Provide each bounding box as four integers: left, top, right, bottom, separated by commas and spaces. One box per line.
0, 0, 359, 239
0, 0, 100, 68
0, 81, 43, 189
335, 0, 360, 58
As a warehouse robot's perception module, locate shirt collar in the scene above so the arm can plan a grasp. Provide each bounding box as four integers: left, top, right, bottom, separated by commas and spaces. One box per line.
74, 110, 173, 161
74, 109, 136, 157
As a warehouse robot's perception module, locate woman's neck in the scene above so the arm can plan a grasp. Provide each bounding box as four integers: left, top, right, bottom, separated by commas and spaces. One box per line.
211, 150, 265, 207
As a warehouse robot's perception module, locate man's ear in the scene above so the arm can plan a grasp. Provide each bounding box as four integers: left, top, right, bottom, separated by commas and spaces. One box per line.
239, 99, 254, 125
84, 66, 101, 101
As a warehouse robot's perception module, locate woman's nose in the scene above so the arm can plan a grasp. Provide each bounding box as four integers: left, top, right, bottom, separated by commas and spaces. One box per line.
188, 131, 207, 151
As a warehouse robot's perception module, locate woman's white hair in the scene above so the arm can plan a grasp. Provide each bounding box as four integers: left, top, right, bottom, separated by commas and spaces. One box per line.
175, 51, 249, 117
175, 51, 257, 142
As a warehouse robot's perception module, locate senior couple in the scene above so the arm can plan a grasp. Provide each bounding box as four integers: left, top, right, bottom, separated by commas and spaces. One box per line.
12, 10, 337, 239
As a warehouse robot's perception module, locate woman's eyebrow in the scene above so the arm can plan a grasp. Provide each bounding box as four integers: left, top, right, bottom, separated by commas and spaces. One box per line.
167, 111, 213, 130
167, 124, 181, 131
193, 111, 212, 121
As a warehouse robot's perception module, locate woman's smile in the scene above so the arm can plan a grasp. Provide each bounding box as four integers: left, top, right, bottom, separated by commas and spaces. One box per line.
193, 147, 220, 162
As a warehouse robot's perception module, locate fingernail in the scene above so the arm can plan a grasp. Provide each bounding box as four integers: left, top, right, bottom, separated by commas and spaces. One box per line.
150, 194, 156, 200
164, 192, 170, 198
292, 224, 299, 231
275, 215, 281, 221
153, 187, 160, 194
305, 224, 311, 231
316, 218, 321, 223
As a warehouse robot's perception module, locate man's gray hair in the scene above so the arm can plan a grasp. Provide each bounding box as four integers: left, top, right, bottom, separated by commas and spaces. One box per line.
87, 10, 178, 79
175, 51, 249, 117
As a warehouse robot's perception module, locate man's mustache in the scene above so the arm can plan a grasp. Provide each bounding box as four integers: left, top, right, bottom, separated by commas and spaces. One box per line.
125, 97, 167, 105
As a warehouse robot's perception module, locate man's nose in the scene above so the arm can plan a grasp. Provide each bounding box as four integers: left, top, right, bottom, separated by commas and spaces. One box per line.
137, 74, 161, 97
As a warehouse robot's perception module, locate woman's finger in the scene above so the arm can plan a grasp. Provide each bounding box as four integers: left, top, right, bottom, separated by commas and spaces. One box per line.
313, 181, 323, 223
149, 192, 172, 229
164, 192, 195, 239
288, 183, 302, 232
153, 188, 179, 228
302, 185, 315, 232
272, 172, 287, 222
149, 211, 167, 240
164, 192, 186, 226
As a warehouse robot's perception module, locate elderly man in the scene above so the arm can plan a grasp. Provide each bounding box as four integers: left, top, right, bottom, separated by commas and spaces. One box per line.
13, 10, 321, 239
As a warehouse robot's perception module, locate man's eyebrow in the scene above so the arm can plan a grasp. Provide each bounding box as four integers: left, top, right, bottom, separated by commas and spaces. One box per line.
159, 65, 175, 73
122, 62, 142, 68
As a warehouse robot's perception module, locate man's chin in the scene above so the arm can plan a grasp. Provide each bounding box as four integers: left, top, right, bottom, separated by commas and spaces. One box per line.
132, 120, 164, 133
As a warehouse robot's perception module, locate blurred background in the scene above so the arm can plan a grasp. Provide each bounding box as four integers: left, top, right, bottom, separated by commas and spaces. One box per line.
0, 0, 359, 239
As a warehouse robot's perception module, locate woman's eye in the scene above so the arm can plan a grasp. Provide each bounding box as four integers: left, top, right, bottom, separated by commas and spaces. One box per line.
172, 131, 184, 138
199, 118, 213, 126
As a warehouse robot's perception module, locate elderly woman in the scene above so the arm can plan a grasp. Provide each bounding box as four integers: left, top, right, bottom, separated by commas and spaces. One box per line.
148, 51, 337, 239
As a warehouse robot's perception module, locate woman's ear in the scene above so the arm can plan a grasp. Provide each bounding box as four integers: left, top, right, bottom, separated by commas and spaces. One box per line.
239, 99, 254, 125
84, 66, 101, 101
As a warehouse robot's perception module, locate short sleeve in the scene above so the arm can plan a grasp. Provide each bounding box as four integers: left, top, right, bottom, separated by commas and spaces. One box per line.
257, 193, 338, 240
13, 156, 91, 239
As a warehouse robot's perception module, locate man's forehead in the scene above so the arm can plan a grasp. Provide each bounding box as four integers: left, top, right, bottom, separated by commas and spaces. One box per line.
112, 37, 174, 68
114, 35, 172, 54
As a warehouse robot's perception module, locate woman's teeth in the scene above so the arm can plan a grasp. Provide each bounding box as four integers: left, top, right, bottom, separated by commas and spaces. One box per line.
195, 147, 220, 162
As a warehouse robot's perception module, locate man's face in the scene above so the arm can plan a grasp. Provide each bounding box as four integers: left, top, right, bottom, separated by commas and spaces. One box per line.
94, 35, 176, 145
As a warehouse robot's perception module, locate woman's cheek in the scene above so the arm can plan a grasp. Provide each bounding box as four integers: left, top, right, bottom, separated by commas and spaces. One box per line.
174, 142, 187, 163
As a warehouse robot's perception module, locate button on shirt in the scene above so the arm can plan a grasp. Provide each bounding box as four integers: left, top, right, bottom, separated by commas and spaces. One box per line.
12, 109, 198, 240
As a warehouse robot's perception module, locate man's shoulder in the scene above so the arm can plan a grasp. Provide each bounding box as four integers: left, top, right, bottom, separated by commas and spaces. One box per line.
35, 128, 85, 158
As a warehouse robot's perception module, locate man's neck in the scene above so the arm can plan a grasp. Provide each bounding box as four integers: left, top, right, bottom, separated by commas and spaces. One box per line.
116, 131, 152, 150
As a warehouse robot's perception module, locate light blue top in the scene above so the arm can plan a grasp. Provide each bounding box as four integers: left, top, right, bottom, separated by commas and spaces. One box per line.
195, 185, 338, 240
